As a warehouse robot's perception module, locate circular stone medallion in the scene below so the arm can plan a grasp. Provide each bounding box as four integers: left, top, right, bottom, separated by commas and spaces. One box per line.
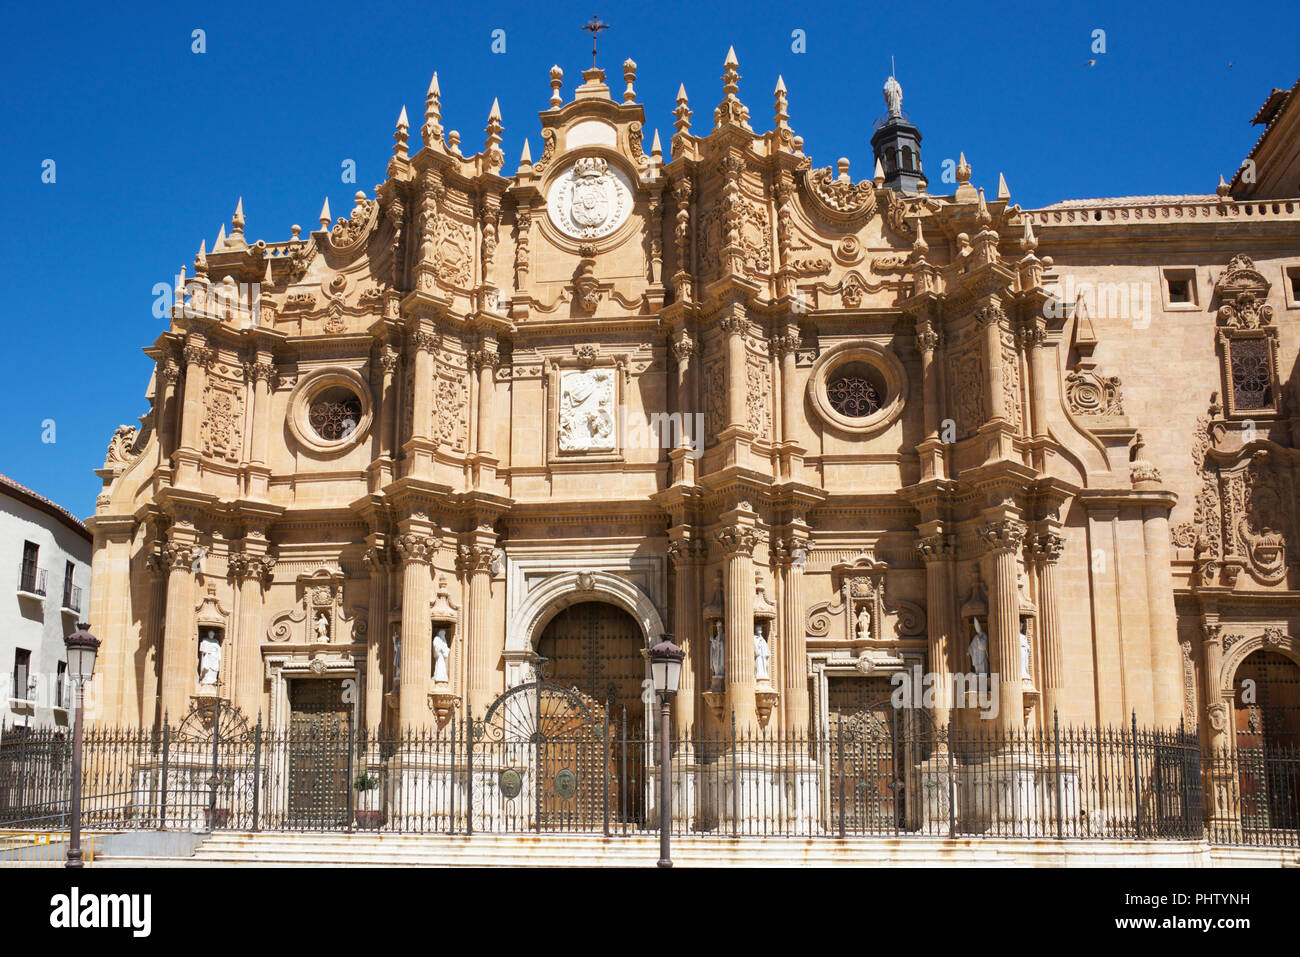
499, 768, 523, 800
547, 157, 634, 240
554, 768, 578, 800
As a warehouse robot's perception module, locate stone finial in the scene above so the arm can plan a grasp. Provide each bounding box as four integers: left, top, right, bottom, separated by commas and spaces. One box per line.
673, 83, 692, 143
723, 45, 740, 96
448, 130, 462, 156
836, 158, 850, 182
518, 138, 532, 173
623, 58, 637, 102
956, 152, 971, 184
872, 156, 885, 187
423, 72, 443, 147
215, 223, 227, 249
774, 74, 789, 130
319, 197, 332, 230
231, 197, 245, 238
549, 65, 564, 108
913, 218, 928, 255
1217, 173, 1231, 198
714, 46, 751, 130
1020, 216, 1038, 252
194, 239, 209, 278
651, 128, 663, 161
291, 224, 301, 240
394, 105, 409, 158
484, 98, 504, 172
997, 172, 1009, 201
977, 187, 991, 225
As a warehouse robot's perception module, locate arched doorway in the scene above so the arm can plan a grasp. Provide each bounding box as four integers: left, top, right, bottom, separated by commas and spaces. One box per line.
1232, 650, 1300, 830
536, 601, 648, 823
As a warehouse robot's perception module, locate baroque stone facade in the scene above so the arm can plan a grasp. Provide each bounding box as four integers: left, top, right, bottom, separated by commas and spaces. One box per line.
86, 56, 1300, 764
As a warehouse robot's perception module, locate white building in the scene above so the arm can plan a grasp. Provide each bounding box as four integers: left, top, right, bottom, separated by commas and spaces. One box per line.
1, 473, 92, 729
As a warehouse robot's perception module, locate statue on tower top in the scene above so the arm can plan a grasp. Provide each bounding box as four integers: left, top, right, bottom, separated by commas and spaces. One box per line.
883, 74, 903, 119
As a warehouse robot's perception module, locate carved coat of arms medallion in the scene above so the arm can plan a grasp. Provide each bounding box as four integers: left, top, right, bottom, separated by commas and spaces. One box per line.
547, 157, 632, 240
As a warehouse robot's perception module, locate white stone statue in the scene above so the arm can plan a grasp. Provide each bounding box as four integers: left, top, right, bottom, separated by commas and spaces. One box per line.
1019, 623, 1033, 680
709, 621, 725, 680
969, 617, 989, 676
198, 630, 221, 686
432, 627, 451, 684
883, 75, 903, 119
856, 606, 872, 641
392, 629, 401, 686
315, 613, 330, 641
558, 369, 615, 452
753, 625, 770, 682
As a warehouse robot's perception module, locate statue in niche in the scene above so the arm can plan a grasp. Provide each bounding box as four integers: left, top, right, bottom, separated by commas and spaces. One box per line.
856, 606, 872, 641
753, 624, 771, 682
198, 630, 221, 686
432, 627, 451, 684
392, 628, 401, 686
315, 613, 330, 642
1019, 622, 1033, 680
969, 618, 989, 676
709, 621, 725, 680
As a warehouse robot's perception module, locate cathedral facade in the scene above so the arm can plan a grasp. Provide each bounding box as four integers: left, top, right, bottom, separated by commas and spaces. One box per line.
84, 55, 1299, 780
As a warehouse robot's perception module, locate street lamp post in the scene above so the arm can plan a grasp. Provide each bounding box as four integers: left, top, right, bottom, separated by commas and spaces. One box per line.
64, 623, 100, 869
648, 634, 684, 869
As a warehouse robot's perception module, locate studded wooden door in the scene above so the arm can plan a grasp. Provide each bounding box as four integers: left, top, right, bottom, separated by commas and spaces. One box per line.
286, 679, 349, 828
1233, 650, 1300, 830
537, 601, 647, 824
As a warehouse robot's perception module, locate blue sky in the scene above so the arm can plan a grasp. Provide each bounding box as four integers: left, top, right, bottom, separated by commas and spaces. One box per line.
1, 0, 1297, 518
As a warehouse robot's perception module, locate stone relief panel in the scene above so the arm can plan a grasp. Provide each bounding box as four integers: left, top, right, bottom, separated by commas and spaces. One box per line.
435, 377, 468, 449
200, 377, 243, 463
558, 368, 616, 452
746, 355, 771, 437
704, 356, 726, 448
947, 348, 984, 438
1001, 331, 1022, 432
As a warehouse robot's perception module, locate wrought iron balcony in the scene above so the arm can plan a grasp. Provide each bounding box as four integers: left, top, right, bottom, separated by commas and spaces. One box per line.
62, 582, 82, 613
18, 562, 46, 597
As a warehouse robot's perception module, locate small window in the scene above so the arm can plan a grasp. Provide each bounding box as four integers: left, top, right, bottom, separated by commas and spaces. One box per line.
62, 561, 76, 610
1162, 268, 1198, 309
1229, 338, 1274, 410
13, 649, 31, 701
1286, 265, 1300, 307
56, 662, 67, 708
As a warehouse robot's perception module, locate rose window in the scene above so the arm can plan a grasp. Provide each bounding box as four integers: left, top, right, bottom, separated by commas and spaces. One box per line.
828, 374, 883, 418
308, 388, 363, 441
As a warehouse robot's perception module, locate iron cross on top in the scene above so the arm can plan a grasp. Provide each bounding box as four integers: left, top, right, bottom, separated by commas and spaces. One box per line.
582, 15, 609, 67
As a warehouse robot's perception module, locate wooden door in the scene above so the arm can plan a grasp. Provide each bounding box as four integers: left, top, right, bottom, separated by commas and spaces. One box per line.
1233, 651, 1300, 830
287, 679, 349, 828
537, 602, 646, 825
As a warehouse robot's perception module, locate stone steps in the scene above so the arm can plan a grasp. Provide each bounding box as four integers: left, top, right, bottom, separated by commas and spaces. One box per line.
87, 829, 1300, 867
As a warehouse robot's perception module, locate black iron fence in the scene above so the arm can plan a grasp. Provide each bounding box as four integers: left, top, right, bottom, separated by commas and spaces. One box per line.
1, 711, 1296, 845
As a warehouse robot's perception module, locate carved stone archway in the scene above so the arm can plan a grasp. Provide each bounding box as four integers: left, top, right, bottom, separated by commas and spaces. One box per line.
504, 570, 666, 689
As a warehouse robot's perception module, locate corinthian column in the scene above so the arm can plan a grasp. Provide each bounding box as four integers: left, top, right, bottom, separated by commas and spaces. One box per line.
720, 307, 748, 432
394, 525, 438, 731
979, 518, 1026, 730
362, 539, 391, 733
975, 302, 1006, 425
159, 528, 199, 722
174, 337, 211, 486
776, 528, 811, 736
916, 532, 954, 730
667, 536, 703, 736
155, 356, 182, 465
1029, 531, 1064, 722
1201, 623, 1227, 753
460, 539, 496, 718
716, 518, 758, 733
228, 543, 274, 720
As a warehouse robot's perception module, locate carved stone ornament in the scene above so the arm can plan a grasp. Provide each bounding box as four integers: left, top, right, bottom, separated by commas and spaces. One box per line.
1065, 365, 1124, 417
1215, 254, 1273, 329
803, 166, 878, 221
103, 424, 145, 469
558, 368, 616, 452
547, 156, 634, 241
